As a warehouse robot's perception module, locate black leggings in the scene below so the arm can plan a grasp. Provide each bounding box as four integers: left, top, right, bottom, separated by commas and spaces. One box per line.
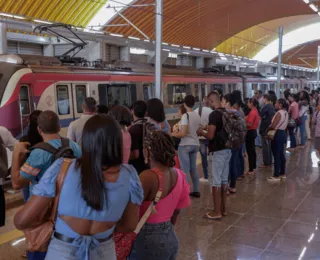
246, 130, 257, 172
0, 185, 5, 227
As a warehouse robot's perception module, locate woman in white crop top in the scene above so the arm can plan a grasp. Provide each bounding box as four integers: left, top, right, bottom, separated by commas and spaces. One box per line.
267, 99, 288, 182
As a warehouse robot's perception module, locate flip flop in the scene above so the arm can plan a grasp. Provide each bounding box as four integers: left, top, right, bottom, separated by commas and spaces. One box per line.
204, 212, 222, 220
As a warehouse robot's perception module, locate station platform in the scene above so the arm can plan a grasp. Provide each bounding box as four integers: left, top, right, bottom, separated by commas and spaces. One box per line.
0, 141, 319, 260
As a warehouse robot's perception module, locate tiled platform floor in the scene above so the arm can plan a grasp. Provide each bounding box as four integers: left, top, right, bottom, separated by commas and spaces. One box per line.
1, 141, 320, 260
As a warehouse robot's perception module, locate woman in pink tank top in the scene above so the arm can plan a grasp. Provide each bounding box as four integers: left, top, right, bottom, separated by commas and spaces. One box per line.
132, 131, 191, 260
109, 105, 132, 163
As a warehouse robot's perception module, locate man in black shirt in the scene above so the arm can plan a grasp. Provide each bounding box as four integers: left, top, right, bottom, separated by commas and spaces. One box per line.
129, 101, 149, 174
259, 94, 275, 168
198, 92, 231, 220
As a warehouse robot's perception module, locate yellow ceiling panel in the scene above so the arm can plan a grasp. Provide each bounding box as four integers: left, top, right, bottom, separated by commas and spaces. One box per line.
216, 14, 319, 58
0, 0, 108, 27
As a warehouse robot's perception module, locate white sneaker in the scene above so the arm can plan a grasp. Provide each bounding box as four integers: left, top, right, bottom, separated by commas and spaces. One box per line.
200, 177, 209, 183
267, 176, 281, 182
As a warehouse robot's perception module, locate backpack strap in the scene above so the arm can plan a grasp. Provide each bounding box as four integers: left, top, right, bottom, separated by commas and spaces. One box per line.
31, 142, 58, 155
134, 168, 164, 234
199, 103, 203, 117
50, 158, 73, 223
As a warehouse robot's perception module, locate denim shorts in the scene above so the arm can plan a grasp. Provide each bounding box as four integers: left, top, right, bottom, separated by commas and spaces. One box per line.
133, 221, 178, 260
45, 236, 116, 260
208, 149, 232, 187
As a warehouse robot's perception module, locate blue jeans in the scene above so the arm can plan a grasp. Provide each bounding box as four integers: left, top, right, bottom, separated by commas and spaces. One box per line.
208, 149, 232, 187
239, 144, 245, 176
288, 127, 296, 148
229, 148, 242, 189
133, 221, 178, 260
271, 130, 286, 177
178, 145, 200, 192
22, 185, 30, 202
199, 140, 209, 179
299, 115, 307, 145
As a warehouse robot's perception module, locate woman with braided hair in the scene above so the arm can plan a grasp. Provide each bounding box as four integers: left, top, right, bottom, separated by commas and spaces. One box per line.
133, 130, 191, 260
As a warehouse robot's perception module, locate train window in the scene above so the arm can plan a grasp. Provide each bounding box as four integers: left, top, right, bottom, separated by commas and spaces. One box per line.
210, 84, 224, 96
75, 85, 87, 113
105, 84, 137, 108
194, 84, 200, 102
201, 84, 206, 100
167, 84, 191, 105
56, 85, 70, 115
143, 84, 153, 101
19, 85, 30, 115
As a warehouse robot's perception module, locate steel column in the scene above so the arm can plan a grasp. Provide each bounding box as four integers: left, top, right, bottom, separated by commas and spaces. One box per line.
277, 26, 283, 98
155, 0, 163, 100
317, 46, 320, 90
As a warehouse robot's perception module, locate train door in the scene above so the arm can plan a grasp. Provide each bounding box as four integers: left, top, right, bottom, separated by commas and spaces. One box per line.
55, 84, 74, 136
71, 84, 87, 119
142, 83, 154, 101
18, 85, 32, 135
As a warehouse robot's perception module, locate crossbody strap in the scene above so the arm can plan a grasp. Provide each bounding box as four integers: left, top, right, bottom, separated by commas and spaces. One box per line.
50, 158, 73, 223
134, 168, 164, 234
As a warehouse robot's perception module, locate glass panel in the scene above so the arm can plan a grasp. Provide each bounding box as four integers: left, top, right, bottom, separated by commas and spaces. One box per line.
19, 85, 30, 115
201, 84, 206, 100
194, 84, 200, 102
56, 85, 70, 115
143, 84, 153, 101
106, 84, 137, 109
167, 84, 191, 105
210, 84, 224, 95
260, 84, 268, 94
75, 85, 87, 113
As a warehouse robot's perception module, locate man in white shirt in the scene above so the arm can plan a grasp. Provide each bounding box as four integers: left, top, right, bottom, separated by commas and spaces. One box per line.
67, 97, 97, 145
0, 126, 17, 227
194, 97, 213, 182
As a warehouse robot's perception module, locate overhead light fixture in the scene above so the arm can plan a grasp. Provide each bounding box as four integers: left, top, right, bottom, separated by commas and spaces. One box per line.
162, 49, 170, 52
193, 48, 201, 51
182, 52, 190, 55
128, 36, 140, 40
13, 15, 24, 19
162, 42, 168, 45
110, 33, 123, 37
144, 39, 150, 42
303, 0, 310, 3
171, 44, 180, 47
34, 19, 52, 24
183, 46, 191, 49
94, 31, 105, 34
202, 49, 210, 52
0, 13, 13, 18
309, 4, 318, 12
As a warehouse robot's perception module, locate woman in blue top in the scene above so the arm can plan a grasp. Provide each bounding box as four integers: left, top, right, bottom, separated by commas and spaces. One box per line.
14, 115, 144, 260
147, 98, 171, 134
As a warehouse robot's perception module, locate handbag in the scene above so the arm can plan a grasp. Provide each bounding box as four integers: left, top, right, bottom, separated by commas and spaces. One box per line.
23, 159, 72, 252
114, 168, 164, 260
266, 130, 276, 140
287, 116, 296, 128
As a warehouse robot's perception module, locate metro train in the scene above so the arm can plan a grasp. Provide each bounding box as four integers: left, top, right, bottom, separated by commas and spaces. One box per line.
0, 54, 316, 138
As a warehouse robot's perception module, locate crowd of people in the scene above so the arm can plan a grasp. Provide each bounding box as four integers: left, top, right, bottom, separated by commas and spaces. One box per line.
0, 86, 319, 260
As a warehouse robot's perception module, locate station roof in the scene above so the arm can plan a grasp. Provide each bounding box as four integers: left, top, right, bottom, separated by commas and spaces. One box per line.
0, 0, 107, 27
271, 40, 320, 69
105, 0, 313, 52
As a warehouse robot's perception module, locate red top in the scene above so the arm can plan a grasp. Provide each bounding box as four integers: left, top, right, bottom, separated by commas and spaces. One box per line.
246, 108, 260, 130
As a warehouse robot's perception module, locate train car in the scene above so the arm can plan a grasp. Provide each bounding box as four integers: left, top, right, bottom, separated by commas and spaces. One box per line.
0, 54, 243, 137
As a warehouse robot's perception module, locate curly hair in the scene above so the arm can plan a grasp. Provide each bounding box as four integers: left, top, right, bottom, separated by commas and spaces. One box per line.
144, 130, 176, 167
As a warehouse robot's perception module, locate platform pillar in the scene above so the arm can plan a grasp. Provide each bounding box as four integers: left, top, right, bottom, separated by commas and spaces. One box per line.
120, 46, 130, 61
155, 0, 163, 100
317, 46, 320, 90
44, 44, 54, 56
277, 26, 283, 98
196, 56, 204, 69
0, 23, 7, 54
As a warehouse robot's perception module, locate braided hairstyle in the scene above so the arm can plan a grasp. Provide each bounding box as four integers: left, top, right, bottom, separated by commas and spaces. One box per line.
144, 130, 176, 167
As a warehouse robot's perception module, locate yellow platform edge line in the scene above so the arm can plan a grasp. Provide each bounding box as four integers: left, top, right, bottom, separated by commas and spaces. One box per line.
0, 229, 24, 245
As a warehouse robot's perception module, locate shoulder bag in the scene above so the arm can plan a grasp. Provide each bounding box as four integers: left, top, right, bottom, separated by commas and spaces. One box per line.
114, 168, 164, 260
266, 112, 287, 141
23, 159, 72, 252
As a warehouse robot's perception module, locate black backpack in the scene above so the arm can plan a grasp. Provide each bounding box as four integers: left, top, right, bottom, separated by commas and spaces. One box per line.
0, 135, 9, 178
31, 137, 75, 164
216, 108, 247, 149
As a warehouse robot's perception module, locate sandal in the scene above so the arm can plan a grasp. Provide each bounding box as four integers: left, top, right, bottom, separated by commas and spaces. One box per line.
228, 188, 236, 194
204, 212, 222, 220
